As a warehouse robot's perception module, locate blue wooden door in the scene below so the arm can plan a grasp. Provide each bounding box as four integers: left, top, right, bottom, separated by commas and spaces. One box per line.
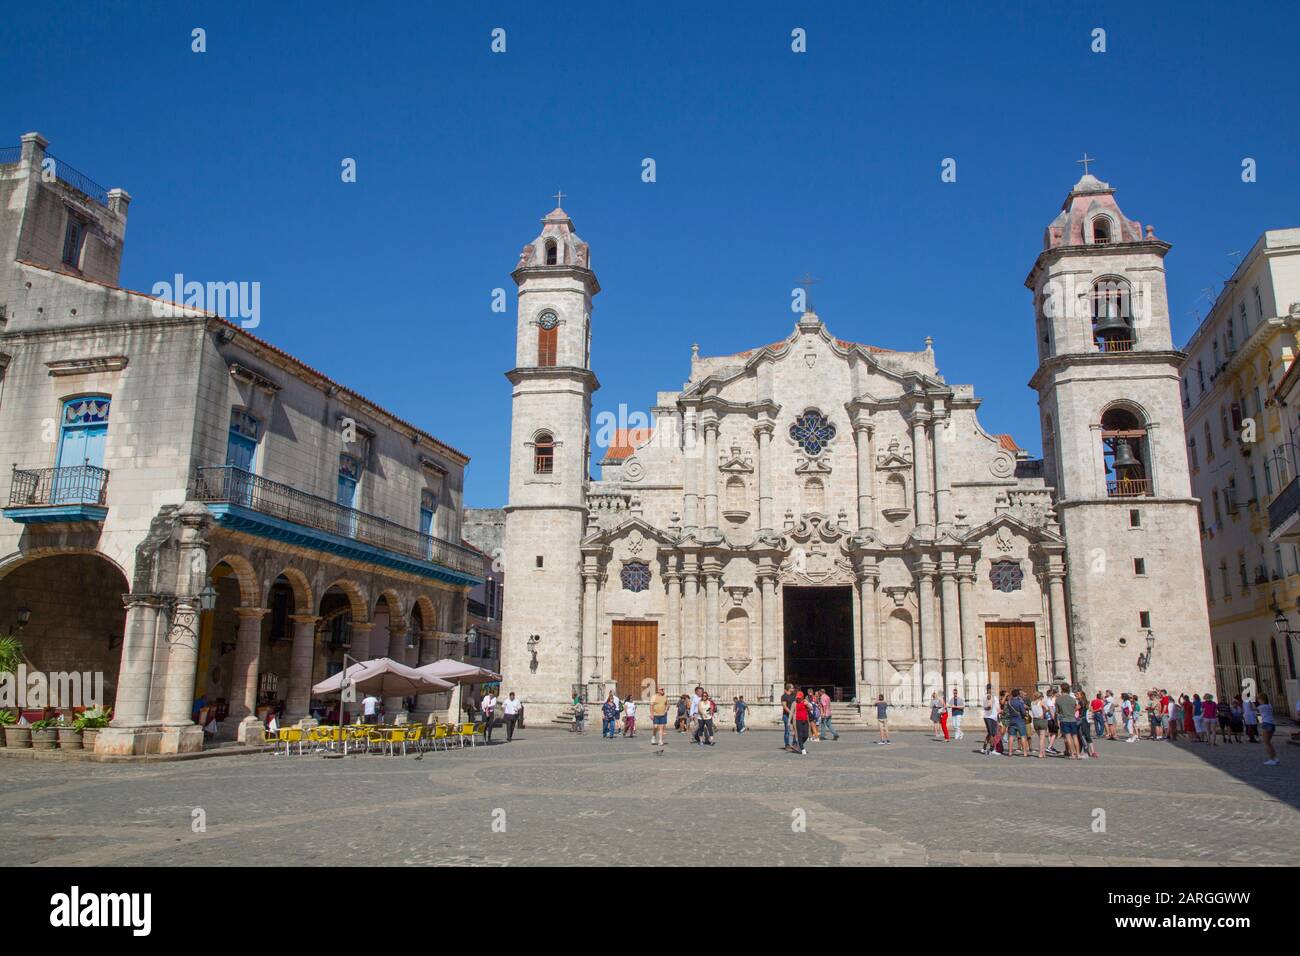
54, 397, 109, 503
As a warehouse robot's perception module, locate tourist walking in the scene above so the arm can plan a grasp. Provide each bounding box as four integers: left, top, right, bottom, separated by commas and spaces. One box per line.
980, 684, 1000, 755
502, 691, 522, 742
1103, 690, 1117, 740
1242, 694, 1259, 742
622, 696, 638, 737
1229, 696, 1245, 742
780, 683, 796, 750
675, 694, 689, 733
1091, 690, 1105, 738
601, 692, 618, 739
875, 694, 892, 744
571, 692, 587, 734
791, 691, 812, 755
1076, 689, 1098, 758
1056, 683, 1081, 759
1043, 686, 1060, 755
807, 691, 821, 741
1202, 694, 1219, 745
1259, 693, 1279, 765
1031, 691, 1048, 758
1121, 692, 1136, 742
481, 689, 497, 743
930, 690, 948, 741
734, 695, 748, 733
818, 688, 839, 741
1006, 689, 1030, 756
1182, 694, 1196, 738
950, 687, 965, 740
650, 687, 669, 746
694, 691, 716, 745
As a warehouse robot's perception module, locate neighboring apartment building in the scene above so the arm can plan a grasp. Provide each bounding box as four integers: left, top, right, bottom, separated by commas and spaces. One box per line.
0, 132, 482, 753
462, 508, 505, 676
1180, 228, 1300, 713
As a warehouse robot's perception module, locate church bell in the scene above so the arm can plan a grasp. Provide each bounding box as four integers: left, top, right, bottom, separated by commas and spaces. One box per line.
1111, 439, 1140, 472
1093, 312, 1130, 339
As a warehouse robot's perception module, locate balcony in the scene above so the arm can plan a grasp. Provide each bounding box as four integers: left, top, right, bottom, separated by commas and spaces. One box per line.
1268, 477, 1300, 543
3, 465, 109, 524
1106, 477, 1153, 498
1096, 337, 1134, 353
192, 465, 483, 587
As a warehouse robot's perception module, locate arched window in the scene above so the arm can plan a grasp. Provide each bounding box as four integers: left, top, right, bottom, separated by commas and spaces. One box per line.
1091, 217, 1111, 245
1091, 277, 1134, 352
883, 473, 908, 516
1101, 406, 1151, 497
533, 433, 555, 474
804, 476, 826, 514
723, 608, 750, 663
544, 240, 558, 266
885, 610, 914, 663
537, 311, 558, 367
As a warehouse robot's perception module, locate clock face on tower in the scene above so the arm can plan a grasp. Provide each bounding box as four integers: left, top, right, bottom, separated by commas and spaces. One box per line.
538, 311, 559, 330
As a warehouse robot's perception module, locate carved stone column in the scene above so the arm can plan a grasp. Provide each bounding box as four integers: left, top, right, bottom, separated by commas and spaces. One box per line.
110, 597, 165, 728
939, 554, 962, 686
682, 411, 699, 535
665, 568, 683, 686
224, 606, 268, 742
703, 415, 720, 530
853, 416, 875, 529
916, 560, 940, 692
349, 620, 374, 661
856, 564, 881, 694
582, 557, 600, 683
758, 565, 778, 691
384, 625, 410, 717
932, 408, 952, 526
702, 559, 722, 687
1046, 559, 1072, 682
755, 420, 775, 534
957, 556, 979, 696
283, 613, 320, 722
910, 411, 934, 531
681, 554, 701, 687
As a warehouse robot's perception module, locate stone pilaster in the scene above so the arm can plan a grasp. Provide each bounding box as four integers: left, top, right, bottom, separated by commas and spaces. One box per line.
939, 554, 962, 686
916, 560, 940, 691
755, 420, 775, 534
702, 560, 722, 687
224, 606, 269, 743
758, 565, 778, 691
581, 558, 600, 682
681, 554, 701, 687
957, 556, 979, 696
910, 410, 934, 532
349, 620, 374, 661
932, 407, 952, 526
665, 568, 683, 686
703, 415, 720, 530
682, 411, 699, 535
853, 415, 876, 529
856, 564, 881, 694
284, 614, 320, 722
1047, 560, 1072, 682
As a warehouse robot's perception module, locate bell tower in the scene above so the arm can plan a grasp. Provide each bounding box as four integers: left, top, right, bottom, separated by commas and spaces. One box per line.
500, 201, 600, 715
1028, 167, 1213, 694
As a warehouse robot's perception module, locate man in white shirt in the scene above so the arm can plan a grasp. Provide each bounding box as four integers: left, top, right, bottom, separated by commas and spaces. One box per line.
362, 694, 380, 725
502, 692, 522, 742
481, 690, 497, 744
981, 684, 1000, 755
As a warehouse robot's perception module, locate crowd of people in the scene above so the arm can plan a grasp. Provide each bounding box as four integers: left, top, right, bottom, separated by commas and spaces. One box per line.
568, 681, 1286, 766
914, 683, 1284, 766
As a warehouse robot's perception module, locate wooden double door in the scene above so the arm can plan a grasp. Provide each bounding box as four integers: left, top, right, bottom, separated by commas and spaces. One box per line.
986, 622, 1039, 692
611, 621, 658, 701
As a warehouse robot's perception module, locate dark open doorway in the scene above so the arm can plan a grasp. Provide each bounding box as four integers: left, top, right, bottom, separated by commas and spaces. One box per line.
782, 585, 854, 697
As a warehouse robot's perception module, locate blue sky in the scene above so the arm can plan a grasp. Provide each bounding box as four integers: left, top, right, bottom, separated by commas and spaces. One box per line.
3, 1, 1296, 507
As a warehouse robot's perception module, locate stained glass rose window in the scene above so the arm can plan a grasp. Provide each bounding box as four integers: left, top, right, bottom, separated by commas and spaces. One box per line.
789, 410, 836, 456
621, 560, 651, 593
989, 559, 1023, 593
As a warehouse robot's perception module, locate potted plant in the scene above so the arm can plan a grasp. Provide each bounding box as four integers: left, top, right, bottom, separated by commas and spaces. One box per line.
73, 708, 111, 751
0, 709, 29, 748
55, 714, 82, 750
30, 716, 59, 751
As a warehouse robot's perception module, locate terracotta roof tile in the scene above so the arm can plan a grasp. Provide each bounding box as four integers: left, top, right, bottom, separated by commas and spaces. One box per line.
605, 427, 653, 461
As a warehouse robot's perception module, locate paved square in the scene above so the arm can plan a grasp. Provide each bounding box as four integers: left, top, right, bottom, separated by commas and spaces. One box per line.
2, 730, 1296, 866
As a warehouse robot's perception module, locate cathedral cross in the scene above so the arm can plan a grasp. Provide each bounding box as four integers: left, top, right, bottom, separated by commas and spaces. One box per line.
1076, 153, 1095, 176
552, 189, 566, 207
796, 272, 821, 312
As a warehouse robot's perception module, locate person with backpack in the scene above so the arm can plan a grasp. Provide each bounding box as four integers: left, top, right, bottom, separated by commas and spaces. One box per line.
570, 692, 587, 734
791, 691, 812, 755
980, 684, 1000, 756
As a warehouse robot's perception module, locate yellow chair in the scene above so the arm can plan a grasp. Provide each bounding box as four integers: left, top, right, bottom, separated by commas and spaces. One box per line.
432, 724, 452, 751
277, 727, 304, 756
462, 722, 481, 747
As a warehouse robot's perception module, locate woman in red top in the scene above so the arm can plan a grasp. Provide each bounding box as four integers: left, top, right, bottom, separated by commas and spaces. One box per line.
792, 691, 812, 755
1182, 694, 1196, 735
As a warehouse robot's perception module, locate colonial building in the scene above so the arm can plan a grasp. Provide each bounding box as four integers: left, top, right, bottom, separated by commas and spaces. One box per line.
0, 133, 482, 753
500, 172, 1216, 720
1181, 228, 1300, 712
463, 508, 505, 671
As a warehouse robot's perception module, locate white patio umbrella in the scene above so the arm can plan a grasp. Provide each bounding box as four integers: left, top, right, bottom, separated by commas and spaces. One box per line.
313, 657, 453, 752
413, 660, 503, 725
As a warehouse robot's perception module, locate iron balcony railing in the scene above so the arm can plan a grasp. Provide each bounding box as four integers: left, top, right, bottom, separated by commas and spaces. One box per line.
8, 464, 110, 507
192, 465, 482, 575
1269, 477, 1300, 535
0, 144, 109, 205
1096, 337, 1135, 353
0, 146, 21, 165
1107, 477, 1153, 498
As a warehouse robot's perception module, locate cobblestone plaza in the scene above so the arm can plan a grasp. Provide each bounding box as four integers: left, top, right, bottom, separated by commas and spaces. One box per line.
2, 730, 1295, 867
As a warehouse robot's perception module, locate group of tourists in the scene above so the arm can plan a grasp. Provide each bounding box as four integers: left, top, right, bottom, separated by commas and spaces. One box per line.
779, 684, 841, 755
932, 683, 1284, 766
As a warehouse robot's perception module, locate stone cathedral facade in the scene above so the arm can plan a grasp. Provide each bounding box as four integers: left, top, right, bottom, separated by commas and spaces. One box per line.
500, 173, 1215, 721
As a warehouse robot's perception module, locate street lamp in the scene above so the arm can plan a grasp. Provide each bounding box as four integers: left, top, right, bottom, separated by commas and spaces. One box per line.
1137, 629, 1156, 672
527, 633, 541, 673
15, 607, 31, 632
1272, 602, 1300, 642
